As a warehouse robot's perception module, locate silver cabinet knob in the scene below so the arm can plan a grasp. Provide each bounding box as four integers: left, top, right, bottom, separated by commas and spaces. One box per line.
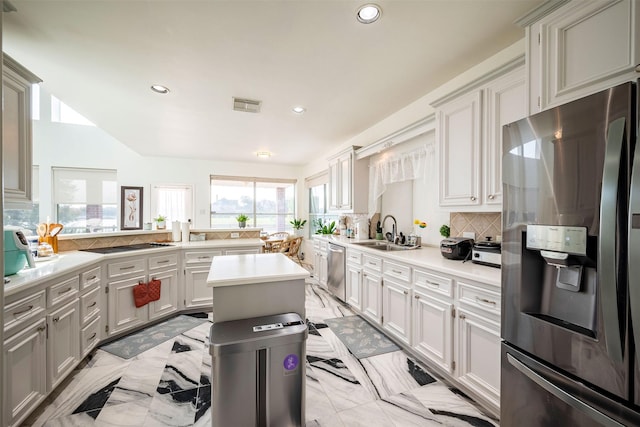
470, 196, 477, 202
488, 194, 495, 200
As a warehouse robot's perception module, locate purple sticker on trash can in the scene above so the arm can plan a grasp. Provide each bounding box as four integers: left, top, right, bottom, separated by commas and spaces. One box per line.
283, 354, 299, 371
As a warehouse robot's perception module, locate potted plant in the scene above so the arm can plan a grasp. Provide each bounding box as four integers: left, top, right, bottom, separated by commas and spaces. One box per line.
290, 218, 307, 236
236, 214, 249, 228
154, 214, 167, 230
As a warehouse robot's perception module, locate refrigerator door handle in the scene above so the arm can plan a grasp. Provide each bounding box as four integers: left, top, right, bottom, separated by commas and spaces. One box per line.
628, 116, 640, 368
599, 117, 626, 363
506, 353, 625, 427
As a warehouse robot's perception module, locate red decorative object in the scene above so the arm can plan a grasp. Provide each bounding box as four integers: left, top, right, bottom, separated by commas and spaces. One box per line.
148, 279, 162, 302
133, 283, 150, 308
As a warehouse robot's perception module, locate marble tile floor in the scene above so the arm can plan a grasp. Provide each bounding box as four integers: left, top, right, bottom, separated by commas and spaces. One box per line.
23, 282, 499, 427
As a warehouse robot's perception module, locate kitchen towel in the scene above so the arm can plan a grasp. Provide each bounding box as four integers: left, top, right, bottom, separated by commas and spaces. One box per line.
132, 280, 162, 307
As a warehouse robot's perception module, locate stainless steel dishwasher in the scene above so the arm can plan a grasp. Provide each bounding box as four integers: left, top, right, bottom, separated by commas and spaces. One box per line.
327, 243, 346, 302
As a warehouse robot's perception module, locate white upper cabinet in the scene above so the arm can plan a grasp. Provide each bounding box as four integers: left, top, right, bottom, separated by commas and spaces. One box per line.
327, 146, 368, 213
2, 54, 41, 207
434, 61, 526, 209
525, 0, 640, 113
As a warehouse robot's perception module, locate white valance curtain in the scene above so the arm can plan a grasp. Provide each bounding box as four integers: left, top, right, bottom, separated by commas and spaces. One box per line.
368, 144, 435, 217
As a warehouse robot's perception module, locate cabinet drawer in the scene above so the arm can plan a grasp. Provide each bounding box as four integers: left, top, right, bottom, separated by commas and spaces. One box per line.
47, 275, 80, 308
149, 253, 178, 271
383, 261, 411, 282
363, 255, 382, 272
184, 251, 223, 265
80, 315, 101, 358
107, 257, 146, 279
346, 250, 363, 266
3, 290, 46, 336
414, 269, 453, 299
458, 281, 501, 317
81, 266, 101, 291
80, 286, 101, 325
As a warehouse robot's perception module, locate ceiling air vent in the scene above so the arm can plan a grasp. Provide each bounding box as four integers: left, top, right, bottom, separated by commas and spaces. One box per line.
233, 97, 261, 113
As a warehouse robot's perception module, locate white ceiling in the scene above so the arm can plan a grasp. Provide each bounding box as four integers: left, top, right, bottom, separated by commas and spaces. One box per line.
3, 0, 541, 166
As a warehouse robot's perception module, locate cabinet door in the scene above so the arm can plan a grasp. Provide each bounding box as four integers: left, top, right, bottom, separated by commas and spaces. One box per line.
438, 89, 482, 206
532, 0, 639, 112
2, 66, 33, 206
483, 66, 526, 206
3, 318, 46, 427
346, 264, 362, 310
47, 299, 80, 390
184, 267, 213, 309
412, 290, 453, 374
339, 154, 352, 210
328, 159, 340, 210
107, 275, 149, 336
456, 307, 501, 409
381, 277, 411, 345
362, 271, 382, 324
148, 268, 179, 320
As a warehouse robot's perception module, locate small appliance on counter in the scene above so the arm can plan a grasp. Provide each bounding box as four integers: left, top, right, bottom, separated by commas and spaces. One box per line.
471, 237, 501, 268
4, 227, 36, 276
440, 237, 474, 260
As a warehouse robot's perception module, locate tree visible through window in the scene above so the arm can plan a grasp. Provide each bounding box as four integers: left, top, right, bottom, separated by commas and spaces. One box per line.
210, 176, 296, 232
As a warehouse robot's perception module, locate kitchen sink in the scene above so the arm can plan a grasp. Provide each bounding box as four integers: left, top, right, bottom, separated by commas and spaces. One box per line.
351, 241, 420, 251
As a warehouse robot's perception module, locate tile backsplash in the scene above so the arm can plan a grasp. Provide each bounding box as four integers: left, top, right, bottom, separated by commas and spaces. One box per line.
57, 229, 261, 252
450, 212, 501, 241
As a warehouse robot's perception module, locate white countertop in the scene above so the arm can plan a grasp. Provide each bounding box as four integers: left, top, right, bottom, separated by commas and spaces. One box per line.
315, 235, 501, 288
4, 251, 104, 297
207, 253, 310, 288
4, 238, 265, 298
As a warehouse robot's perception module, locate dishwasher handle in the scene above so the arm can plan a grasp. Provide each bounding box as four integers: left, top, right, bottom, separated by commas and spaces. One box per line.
328, 244, 345, 253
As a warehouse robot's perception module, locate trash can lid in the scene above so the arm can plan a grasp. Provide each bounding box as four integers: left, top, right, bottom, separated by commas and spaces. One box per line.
209, 312, 308, 356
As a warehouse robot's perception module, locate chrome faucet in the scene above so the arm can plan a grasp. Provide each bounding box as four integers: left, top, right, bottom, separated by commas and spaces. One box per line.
382, 215, 397, 243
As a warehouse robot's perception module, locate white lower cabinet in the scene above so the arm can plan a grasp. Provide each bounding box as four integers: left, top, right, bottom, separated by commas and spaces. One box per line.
381, 260, 412, 345
183, 250, 222, 309
47, 299, 80, 390
2, 318, 47, 427
313, 239, 328, 287
108, 274, 149, 336
148, 268, 179, 321
361, 271, 382, 324
412, 288, 454, 374
346, 249, 363, 310
455, 307, 501, 410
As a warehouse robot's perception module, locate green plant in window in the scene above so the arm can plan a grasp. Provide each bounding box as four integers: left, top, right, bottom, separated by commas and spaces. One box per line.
315, 219, 336, 235
290, 218, 307, 230
236, 214, 249, 222
154, 214, 166, 223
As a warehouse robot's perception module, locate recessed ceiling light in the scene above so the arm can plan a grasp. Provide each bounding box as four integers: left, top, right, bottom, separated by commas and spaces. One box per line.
256, 151, 271, 158
292, 106, 306, 114
357, 4, 381, 24
150, 84, 170, 94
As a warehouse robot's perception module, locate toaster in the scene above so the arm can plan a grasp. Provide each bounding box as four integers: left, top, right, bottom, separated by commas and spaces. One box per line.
440, 237, 474, 260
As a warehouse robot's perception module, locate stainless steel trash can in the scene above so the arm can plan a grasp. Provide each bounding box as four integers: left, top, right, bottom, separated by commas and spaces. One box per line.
209, 312, 307, 427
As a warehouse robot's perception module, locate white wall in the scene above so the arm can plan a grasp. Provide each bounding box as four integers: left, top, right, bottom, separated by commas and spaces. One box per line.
33, 89, 302, 229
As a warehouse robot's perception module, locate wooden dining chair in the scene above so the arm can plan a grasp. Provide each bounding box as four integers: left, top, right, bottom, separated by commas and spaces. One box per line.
280, 236, 303, 265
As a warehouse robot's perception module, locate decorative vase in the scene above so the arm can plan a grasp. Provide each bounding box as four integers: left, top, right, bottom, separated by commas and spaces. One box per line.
238, 221, 246, 229
156, 221, 166, 230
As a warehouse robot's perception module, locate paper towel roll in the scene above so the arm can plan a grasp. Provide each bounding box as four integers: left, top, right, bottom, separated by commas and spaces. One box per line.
181, 222, 190, 242
172, 221, 181, 242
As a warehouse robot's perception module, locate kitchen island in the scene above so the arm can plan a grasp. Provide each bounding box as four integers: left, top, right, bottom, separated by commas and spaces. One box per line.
207, 253, 310, 322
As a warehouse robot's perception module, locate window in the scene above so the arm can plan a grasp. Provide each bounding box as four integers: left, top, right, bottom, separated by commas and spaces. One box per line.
306, 171, 336, 237
3, 165, 40, 235
52, 167, 117, 233
150, 184, 194, 228
51, 95, 95, 126
210, 176, 296, 232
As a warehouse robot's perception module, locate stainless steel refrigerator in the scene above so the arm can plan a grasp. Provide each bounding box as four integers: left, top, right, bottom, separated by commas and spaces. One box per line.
501, 81, 640, 426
